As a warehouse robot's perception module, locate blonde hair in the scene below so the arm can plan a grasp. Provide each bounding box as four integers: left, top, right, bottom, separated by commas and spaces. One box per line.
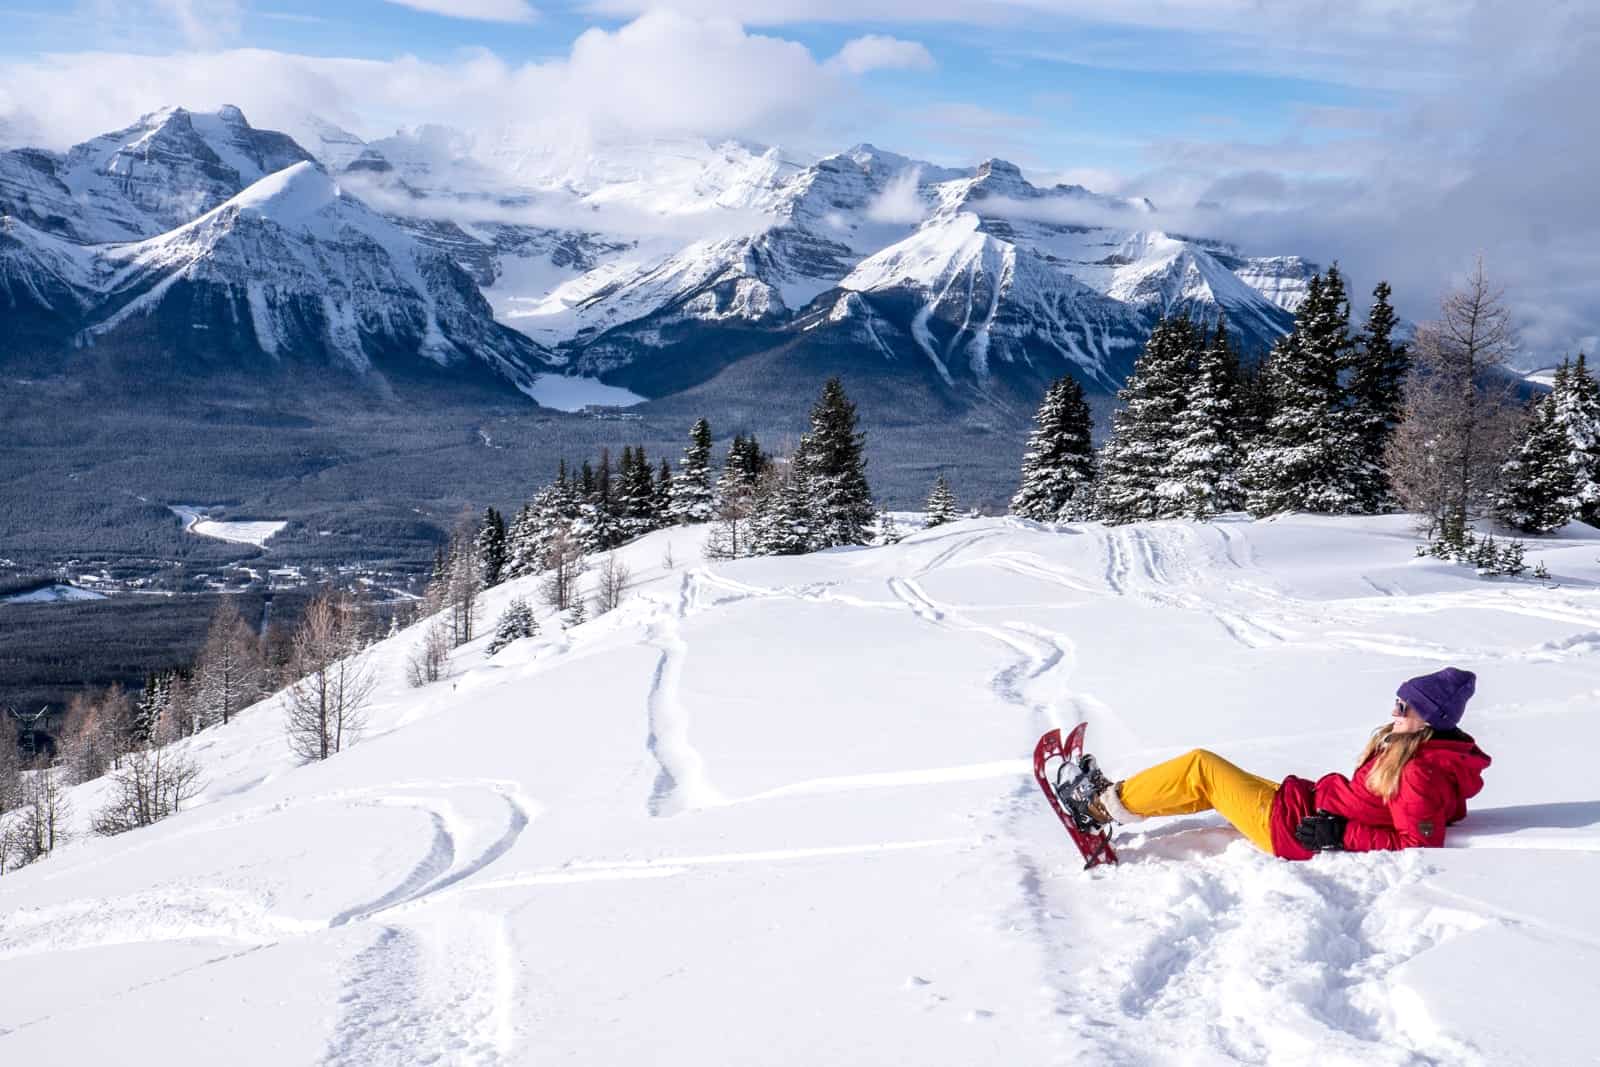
1358, 723, 1434, 801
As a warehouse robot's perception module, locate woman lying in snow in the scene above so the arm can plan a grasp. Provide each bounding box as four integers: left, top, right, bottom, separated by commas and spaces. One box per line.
1060, 667, 1491, 859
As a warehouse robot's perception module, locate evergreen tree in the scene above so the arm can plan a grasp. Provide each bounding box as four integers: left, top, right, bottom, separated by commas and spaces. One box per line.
1496, 367, 1579, 533
1553, 353, 1600, 523
505, 503, 540, 578
1097, 315, 1201, 523
1244, 267, 1364, 515
803, 378, 875, 547
1164, 316, 1243, 521
578, 449, 623, 552
875, 509, 904, 546
752, 443, 815, 556
1010, 375, 1096, 522
618, 446, 660, 538
670, 418, 716, 524
486, 598, 539, 656
1348, 280, 1410, 511
475, 507, 507, 588
654, 458, 674, 521
729, 434, 770, 486
1234, 354, 1275, 449
924, 474, 958, 528
134, 673, 169, 745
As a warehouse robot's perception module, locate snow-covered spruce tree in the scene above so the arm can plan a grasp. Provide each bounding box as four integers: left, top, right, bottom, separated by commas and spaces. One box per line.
1553, 353, 1600, 524
804, 378, 875, 548
530, 461, 583, 571
504, 502, 540, 580
669, 418, 716, 524
576, 449, 625, 553
1348, 281, 1410, 512
875, 509, 904, 546
654, 458, 674, 520
1010, 374, 1096, 522
1097, 315, 1201, 523
1244, 267, 1364, 516
924, 474, 958, 528
1163, 316, 1244, 521
475, 507, 507, 588
134, 672, 171, 746
1495, 373, 1578, 533
486, 597, 539, 656
618, 446, 661, 539
752, 444, 816, 556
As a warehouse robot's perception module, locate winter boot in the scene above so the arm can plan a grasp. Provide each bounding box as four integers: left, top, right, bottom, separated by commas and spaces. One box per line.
1055, 753, 1114, 833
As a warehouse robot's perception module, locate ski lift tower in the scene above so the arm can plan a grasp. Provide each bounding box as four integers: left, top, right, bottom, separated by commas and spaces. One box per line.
6, 705, 53, 760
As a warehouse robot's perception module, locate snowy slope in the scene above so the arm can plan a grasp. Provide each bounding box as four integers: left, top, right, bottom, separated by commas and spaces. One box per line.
4, 515, 1599, 1065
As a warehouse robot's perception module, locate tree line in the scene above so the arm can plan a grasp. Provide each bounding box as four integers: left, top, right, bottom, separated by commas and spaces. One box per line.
1007, 259, 1592, 569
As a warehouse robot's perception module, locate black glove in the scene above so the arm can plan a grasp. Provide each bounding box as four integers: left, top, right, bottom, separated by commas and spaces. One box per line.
1293, 811, 1347, 852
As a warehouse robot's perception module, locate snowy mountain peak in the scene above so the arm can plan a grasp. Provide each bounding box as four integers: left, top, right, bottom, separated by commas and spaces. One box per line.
217, 160, 340, 230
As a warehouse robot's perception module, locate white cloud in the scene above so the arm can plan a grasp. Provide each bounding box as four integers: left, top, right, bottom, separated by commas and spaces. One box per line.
0, 12, 873, 152
865, 165, 926, 223
827, 35, 934, 75
383, 0, 537, 23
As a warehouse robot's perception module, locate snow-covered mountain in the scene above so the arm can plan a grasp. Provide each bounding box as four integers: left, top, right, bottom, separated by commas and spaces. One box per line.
0, 112, 552, 395
0, 106, 1316, 407
331, 130, 1310, 399
0, 106, 313, 245
3, 514, 1597, 1063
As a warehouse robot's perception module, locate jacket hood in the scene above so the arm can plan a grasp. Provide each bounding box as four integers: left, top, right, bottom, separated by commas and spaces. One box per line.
1417, 734, 1492, 800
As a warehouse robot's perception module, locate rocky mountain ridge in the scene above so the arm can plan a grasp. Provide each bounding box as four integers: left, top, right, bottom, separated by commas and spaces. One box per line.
0, 106, 1315, 407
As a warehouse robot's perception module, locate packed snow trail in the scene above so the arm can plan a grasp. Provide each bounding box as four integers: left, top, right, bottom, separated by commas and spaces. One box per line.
3, 516, 1599, 1065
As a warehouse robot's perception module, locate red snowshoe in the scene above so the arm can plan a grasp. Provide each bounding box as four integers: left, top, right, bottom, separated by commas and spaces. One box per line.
1033, 723, 1119, 869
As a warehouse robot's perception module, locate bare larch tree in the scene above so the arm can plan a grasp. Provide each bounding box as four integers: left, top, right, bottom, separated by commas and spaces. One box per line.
284, 589, 376, 763
1386, 257, 1522, 536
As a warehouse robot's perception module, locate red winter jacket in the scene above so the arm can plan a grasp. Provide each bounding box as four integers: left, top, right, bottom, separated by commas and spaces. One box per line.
1269, 732, 1491, 861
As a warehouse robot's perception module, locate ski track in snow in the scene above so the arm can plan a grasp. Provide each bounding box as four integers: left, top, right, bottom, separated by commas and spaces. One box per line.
644, 572, 725, 816
8, 517, 1600, 1063
322, 912, 515, 1067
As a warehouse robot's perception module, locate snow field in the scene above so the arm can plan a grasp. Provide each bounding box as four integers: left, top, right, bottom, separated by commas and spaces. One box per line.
2, 516, 1599, 1064
169, 504, 288, 547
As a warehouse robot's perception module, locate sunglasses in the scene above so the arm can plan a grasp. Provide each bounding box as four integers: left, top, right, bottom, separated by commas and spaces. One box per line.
1393, 698, 1412, 715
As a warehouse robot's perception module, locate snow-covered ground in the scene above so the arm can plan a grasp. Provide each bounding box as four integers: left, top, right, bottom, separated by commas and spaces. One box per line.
3, 515, 1599, 1065
0, 583, 108, 604
169, 505, 288, 547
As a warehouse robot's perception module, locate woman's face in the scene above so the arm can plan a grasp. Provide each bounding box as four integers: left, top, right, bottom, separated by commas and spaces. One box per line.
1390, 698, 1428, 735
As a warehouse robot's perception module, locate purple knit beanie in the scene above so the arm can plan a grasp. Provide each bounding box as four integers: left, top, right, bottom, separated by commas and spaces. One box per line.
1397, 667, 1476, 730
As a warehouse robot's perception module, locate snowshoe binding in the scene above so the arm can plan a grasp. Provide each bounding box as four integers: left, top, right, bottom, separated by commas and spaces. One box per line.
1032, 724, 1119, 868
1055, 753, 1114, 834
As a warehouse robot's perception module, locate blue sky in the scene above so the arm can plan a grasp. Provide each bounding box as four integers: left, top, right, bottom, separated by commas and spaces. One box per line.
0, 1, 1595, 358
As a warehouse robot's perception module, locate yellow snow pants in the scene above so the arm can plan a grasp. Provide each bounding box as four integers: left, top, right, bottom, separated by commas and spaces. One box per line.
1118, 749, 1280, 855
